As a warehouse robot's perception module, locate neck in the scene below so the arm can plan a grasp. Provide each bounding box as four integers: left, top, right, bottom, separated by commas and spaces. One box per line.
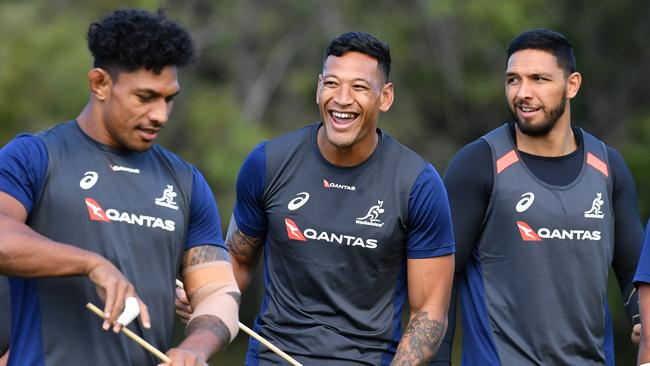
316, 127, 378, 167
76, 100, 107, 146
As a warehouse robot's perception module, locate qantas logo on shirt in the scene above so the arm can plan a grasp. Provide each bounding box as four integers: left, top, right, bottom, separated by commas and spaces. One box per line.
516, 220, 601, 242
284, 218, 377, 249
84, 197, 176, 231
323, 179, 356, 191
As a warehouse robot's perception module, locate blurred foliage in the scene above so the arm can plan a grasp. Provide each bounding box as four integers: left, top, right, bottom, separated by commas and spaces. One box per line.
1, 0, 649, 364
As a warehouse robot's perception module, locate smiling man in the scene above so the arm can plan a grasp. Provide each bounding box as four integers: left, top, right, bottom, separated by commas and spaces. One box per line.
217, 32, 455, 365
0, 9, 239, 366
436, 28, 642, 365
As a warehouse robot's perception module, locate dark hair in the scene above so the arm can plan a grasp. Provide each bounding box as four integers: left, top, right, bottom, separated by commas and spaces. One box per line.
87, 8, 195, 76
507, 28, 576, 75
324, 32, 391, 81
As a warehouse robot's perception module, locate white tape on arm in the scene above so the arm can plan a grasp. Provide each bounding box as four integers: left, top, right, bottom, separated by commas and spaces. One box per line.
116, 297, 140, 326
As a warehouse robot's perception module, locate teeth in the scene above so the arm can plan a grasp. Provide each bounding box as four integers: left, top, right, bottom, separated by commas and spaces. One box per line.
331, 111, 356, 119
520, 107, 537, 112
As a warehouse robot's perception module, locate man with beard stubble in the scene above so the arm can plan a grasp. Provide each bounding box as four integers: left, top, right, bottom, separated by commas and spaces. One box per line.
436, 28, 642, 365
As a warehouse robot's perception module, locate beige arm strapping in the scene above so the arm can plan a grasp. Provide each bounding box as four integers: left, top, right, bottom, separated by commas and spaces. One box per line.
182, 261, 240, 342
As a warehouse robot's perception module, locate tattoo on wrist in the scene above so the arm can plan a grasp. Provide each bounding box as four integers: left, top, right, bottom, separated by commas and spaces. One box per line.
186, 314, 231, 353
391, 311, 445, 366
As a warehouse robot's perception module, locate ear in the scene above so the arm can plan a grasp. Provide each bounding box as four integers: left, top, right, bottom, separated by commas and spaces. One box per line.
88, 68, 113, 101
378, 82, 394, 112
316, 74, 323, 105
565, 71, 582, 99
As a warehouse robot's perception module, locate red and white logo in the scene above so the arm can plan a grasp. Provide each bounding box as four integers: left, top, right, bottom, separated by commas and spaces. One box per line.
85, 198, 110, 222
516, 221, 601, 242
83, 197, 176, 231
323, 179, 356, 191
516, 221, 542, 241
285, 218, 306, 241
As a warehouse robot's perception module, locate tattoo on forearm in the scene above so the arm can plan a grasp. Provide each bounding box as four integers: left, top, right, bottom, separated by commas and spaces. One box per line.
226, 217, 262, 260
187, 314, 231, 353
391, 311, 445, 366
183, 245, 230, 267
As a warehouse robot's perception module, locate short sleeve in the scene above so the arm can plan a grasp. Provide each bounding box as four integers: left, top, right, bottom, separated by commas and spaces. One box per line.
233, 142, 268, 237
406, 164, 456, 258
0, 134, 48, 214
185, 166, 226, 250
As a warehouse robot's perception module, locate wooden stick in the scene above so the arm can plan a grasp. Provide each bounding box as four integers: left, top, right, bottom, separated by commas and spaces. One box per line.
86, 302, 171, 363
175, 279, 303, 366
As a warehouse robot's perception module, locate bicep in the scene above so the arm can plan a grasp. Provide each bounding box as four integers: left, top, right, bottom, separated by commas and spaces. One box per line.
0, 192, 27, 222
407, 255, 455, 317
225, 215, 263, 266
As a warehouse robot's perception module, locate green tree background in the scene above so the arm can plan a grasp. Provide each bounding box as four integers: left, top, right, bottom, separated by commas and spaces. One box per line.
1, 0, 649, 364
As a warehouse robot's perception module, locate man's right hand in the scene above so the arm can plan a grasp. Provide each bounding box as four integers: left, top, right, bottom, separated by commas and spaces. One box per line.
86, 257, 150, 332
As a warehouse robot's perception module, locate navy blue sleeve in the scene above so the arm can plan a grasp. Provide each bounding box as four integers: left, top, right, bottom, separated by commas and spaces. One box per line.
185, 166, 226, 250
442, 139, 493, 270
406, 164, 455, 258
233, 142, 268, 238
0, 134, 48, 213
607, 146, 643, 323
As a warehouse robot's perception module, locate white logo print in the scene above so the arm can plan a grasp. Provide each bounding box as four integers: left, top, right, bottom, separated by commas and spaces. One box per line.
516, 192, 535, 213
155, 185, 179, 210
80, 171, 99, 190
355, 201, 385, 227
584, 192, 605, 219
288, 192, 310, 211
110, 164, 140, 174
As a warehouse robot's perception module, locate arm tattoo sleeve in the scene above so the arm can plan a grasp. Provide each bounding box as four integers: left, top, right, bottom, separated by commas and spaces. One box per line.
225, 216, 262, 264
391, 311, 445, 366
183, 244, 231, 267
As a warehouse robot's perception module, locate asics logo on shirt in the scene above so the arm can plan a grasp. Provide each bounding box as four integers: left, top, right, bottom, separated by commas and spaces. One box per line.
288, 192, 310, 211
84, 197, 176, 231
515, 192, 535, 213
516, 220, 601, 242
80, 171, 99, 190
284, 217, 377, 249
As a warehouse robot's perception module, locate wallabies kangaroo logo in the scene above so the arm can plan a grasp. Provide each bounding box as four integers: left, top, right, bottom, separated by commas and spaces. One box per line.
584, 192, 604, 219
356, 201, 385, 227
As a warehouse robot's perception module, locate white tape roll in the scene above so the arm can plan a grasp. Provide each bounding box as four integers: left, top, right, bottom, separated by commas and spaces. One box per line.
116, 297, 140, 326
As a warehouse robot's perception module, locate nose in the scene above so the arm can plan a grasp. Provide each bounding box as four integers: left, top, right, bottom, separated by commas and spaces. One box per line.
514, 80, 533, 100
333, 85, 353, 106
148, 99, 171, 125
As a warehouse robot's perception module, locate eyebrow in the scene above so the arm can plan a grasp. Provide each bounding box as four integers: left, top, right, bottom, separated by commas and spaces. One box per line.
134, 88, 181, 99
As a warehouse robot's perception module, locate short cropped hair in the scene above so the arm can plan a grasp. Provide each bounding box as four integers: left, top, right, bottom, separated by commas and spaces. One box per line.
324, 32, 391, 81
507, 28, 576, 75
87, 8, 195, 76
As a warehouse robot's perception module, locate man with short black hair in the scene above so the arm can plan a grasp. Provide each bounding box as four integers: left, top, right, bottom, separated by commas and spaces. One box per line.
226, 31, 455, 365
0, 9, 239, 365
439, 28, 642, 365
